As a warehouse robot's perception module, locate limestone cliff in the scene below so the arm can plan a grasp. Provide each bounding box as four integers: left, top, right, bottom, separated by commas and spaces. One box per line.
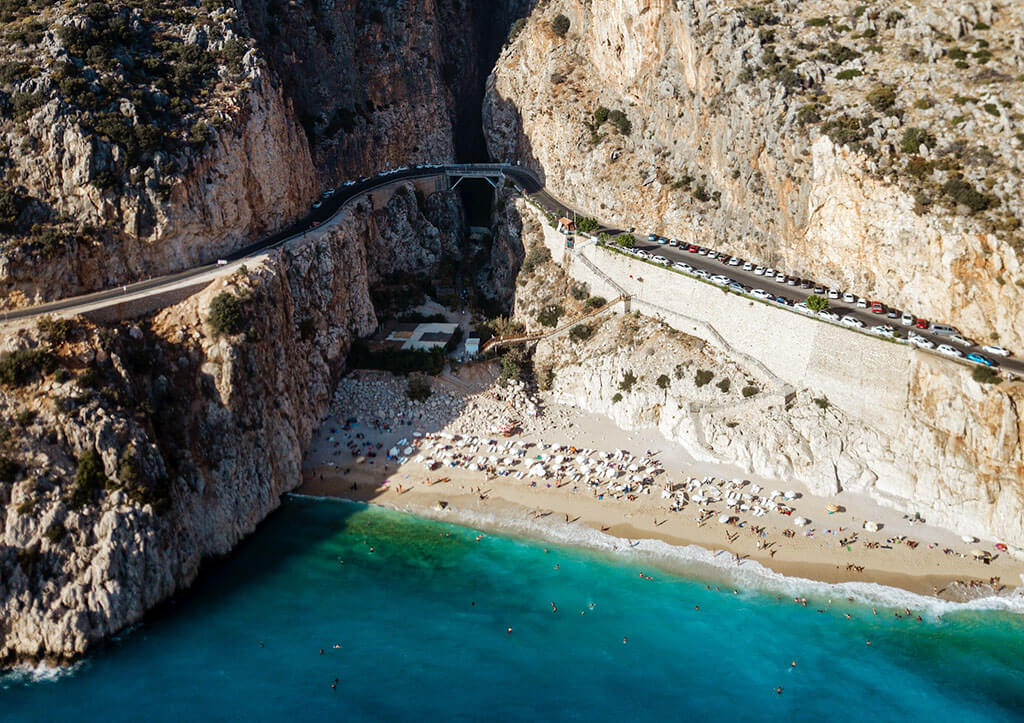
0, 186, 460, 666
486, 0, 1024, 349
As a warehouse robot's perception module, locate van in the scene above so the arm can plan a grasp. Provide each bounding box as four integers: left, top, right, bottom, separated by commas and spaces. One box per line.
929, 323, 959, 336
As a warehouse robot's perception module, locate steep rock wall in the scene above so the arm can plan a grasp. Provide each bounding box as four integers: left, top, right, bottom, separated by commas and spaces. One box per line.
485, 0, 1024, 349
0, 187, 459, 666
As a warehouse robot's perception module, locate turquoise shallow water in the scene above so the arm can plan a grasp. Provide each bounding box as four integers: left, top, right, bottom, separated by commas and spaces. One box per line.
3, 496, 1024, 722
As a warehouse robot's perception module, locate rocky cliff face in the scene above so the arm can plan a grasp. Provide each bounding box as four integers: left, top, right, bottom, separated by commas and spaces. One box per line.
486, 0, 1024, 349
536, 312, 1024, 546
0, 186, 460, 666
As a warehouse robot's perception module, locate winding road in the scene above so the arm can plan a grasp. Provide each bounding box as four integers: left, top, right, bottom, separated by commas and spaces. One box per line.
2, 162, 1018, 377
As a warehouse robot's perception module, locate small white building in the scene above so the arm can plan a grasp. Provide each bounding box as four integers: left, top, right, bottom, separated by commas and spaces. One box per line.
386, 322, 459, 351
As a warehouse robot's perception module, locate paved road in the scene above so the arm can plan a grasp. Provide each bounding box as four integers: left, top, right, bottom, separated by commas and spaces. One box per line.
3, 161, 1015, 377
622, 239, 1023, 377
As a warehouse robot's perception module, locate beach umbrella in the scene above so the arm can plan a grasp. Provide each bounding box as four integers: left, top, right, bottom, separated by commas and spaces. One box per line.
971, 549, 991, 559
961, 535, 978, 543
825, 504, 840, 514
718, 514, 734, 524
793, 517, 810, 527
863, 521, 880, 532
784, 490, 799, 500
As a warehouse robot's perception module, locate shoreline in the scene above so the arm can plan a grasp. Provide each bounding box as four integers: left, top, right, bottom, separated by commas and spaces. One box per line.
300, 368, 1024, 605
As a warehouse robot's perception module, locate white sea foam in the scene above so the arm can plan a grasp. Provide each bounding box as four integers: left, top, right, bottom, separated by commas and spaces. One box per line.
0, 660, 84, 688
291, 494, 1024, 616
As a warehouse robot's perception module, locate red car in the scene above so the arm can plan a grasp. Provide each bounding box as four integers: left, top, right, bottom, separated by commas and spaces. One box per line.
870, 302, 885, 314
914, 318, 929, 329
687, 245, 699, 252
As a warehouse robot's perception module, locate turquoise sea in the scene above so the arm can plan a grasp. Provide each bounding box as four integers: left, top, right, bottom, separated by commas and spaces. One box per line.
3, 496, 1024, 722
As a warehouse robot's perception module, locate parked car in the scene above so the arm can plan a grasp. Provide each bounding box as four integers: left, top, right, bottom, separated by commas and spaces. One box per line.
312, 200, 322, 209
930, 323, 959, 336
658, 236, 668, 245
841, 315, 865, 328
636, 250, 650, 259
870, 302, 884, 314
842, 292, 856, 303
707, 250, 719, 259
787, 277, 799, 286
709, 274, 731, 285
870, 325, 896, 337
966, 353, 996, 367
652, 255, 670, 264
827, 289, 841, 299
900, 312, 914, 326
743, 262, 755, 271
981, 344, 1011, 357
728, 281, 747, 292
648, 233, 657, 242
794, 302, 813, 314
813, 285, 826, 294
698, 247, 710, 255
799, 280, 813, 289
936, 344, 964, 357
857, 298, 869, 309
673, 262, 693, 272
886, 309, 900, 319
669, 239, 679, 247
773, 296, 791, 305
754, 266, 766, 275
950, 334, 975, 347
914, 318, 929, 329
687, 245, 700, 253
909, 334, 935, 349
694, 269, 710, 279
728, 257, 742, 266
750, 289, 773, 299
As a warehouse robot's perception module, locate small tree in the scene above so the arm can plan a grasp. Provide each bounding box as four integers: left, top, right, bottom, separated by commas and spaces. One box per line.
616, 233, 636, 249
577, 217, 599, 234
806, 294, 830, 312
537, 304, 565, 328
900, 127, 935, 154
69, 449, 108, 509
207, 292, 245, 336
608, 109, 632, 135
406, 373, 432, 401
618, 370, 638, 392
695, 369, 714, 387
584, 296, 606, 311
656, 374, 670, 389
551, 14, 570, 37
594, 106, 610, 124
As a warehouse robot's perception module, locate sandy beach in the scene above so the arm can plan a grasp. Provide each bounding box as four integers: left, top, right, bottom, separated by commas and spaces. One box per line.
299, 366, 1024, 601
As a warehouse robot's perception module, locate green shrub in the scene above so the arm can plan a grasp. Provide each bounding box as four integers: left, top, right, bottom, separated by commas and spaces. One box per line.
742, 385, 760, 398
0, 186, 24, 228
507, 17, 527, 44
577, 217, 599, 234
0, 349, 57, 387
569, 323, 593, 343
618, 370, 638, 392
866, 86, 897, 112
813, 397, 830, 409
406, 373, 432, 401
656, 374, 670, 389
584, 296, 606, 311
983, 102, 999, 117
69, 449, 108, 509
819, 42, 861, 65
742, 6, 777, 26
716, 378, 731, 393
593, 106, 610, 124
905, 156, 933, 179
520, 245, 551, 274
615, 233, 635, 249
797, 104, 821, 125
805, 17, 831, 27
836, 68, 863, 80
537, 304, 565, 328
44, 522, 67, 544
695, 369, 714, 387
16, 498, 34, 515
0, 61, 31, 85
900, 127, 935, 153
608, 109, 631, 135
0, 455, 21, 484
674, 363, 688, 379
570, 282, 589, 300
972, 366, 1001, 385
942, 175, 991, 213
611, 392, 623, 403
10, 90, 44, 119
821, 115, 872, 147
37, 316, 75, 345
551, 14, 570, 37
348, 341, 446, 376
207, 292, 245, 336
914, 97, 934, 110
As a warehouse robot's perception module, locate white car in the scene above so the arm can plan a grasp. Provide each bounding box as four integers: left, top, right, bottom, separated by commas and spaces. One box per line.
673, 262, 693, 272
707, 251, 719, 259
794, 302, 813, 315
750, 289, 773, 300
343, 180, 355, 186
775, 274, 789, 284
312, 200, 322, 209
856, 298, 869, 309
698, 248, 710, 256
694, 269, 710, 279
669, 239, 679, 247
765, 268, 776, 277
936, 344, 964, 357
636, 250, 650, 259
728, 257, 742, 266
900, 312, 914, 326
841, 315, 865, 328
909, 334, 935, 349
742, 262, 755, 271
827, 289, 841, 300
842, 292, 856, 303
818, 310, 840, 321
981, 344, 1011, 357
652, 255, 670, 265
870, 325, 895, 337
709, 274, 731, 285
950, 334, 975, 347
754, 266, 766, 275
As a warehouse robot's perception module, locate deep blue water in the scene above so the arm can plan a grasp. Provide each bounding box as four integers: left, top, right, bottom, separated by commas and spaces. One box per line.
3, 497, 1024, 722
